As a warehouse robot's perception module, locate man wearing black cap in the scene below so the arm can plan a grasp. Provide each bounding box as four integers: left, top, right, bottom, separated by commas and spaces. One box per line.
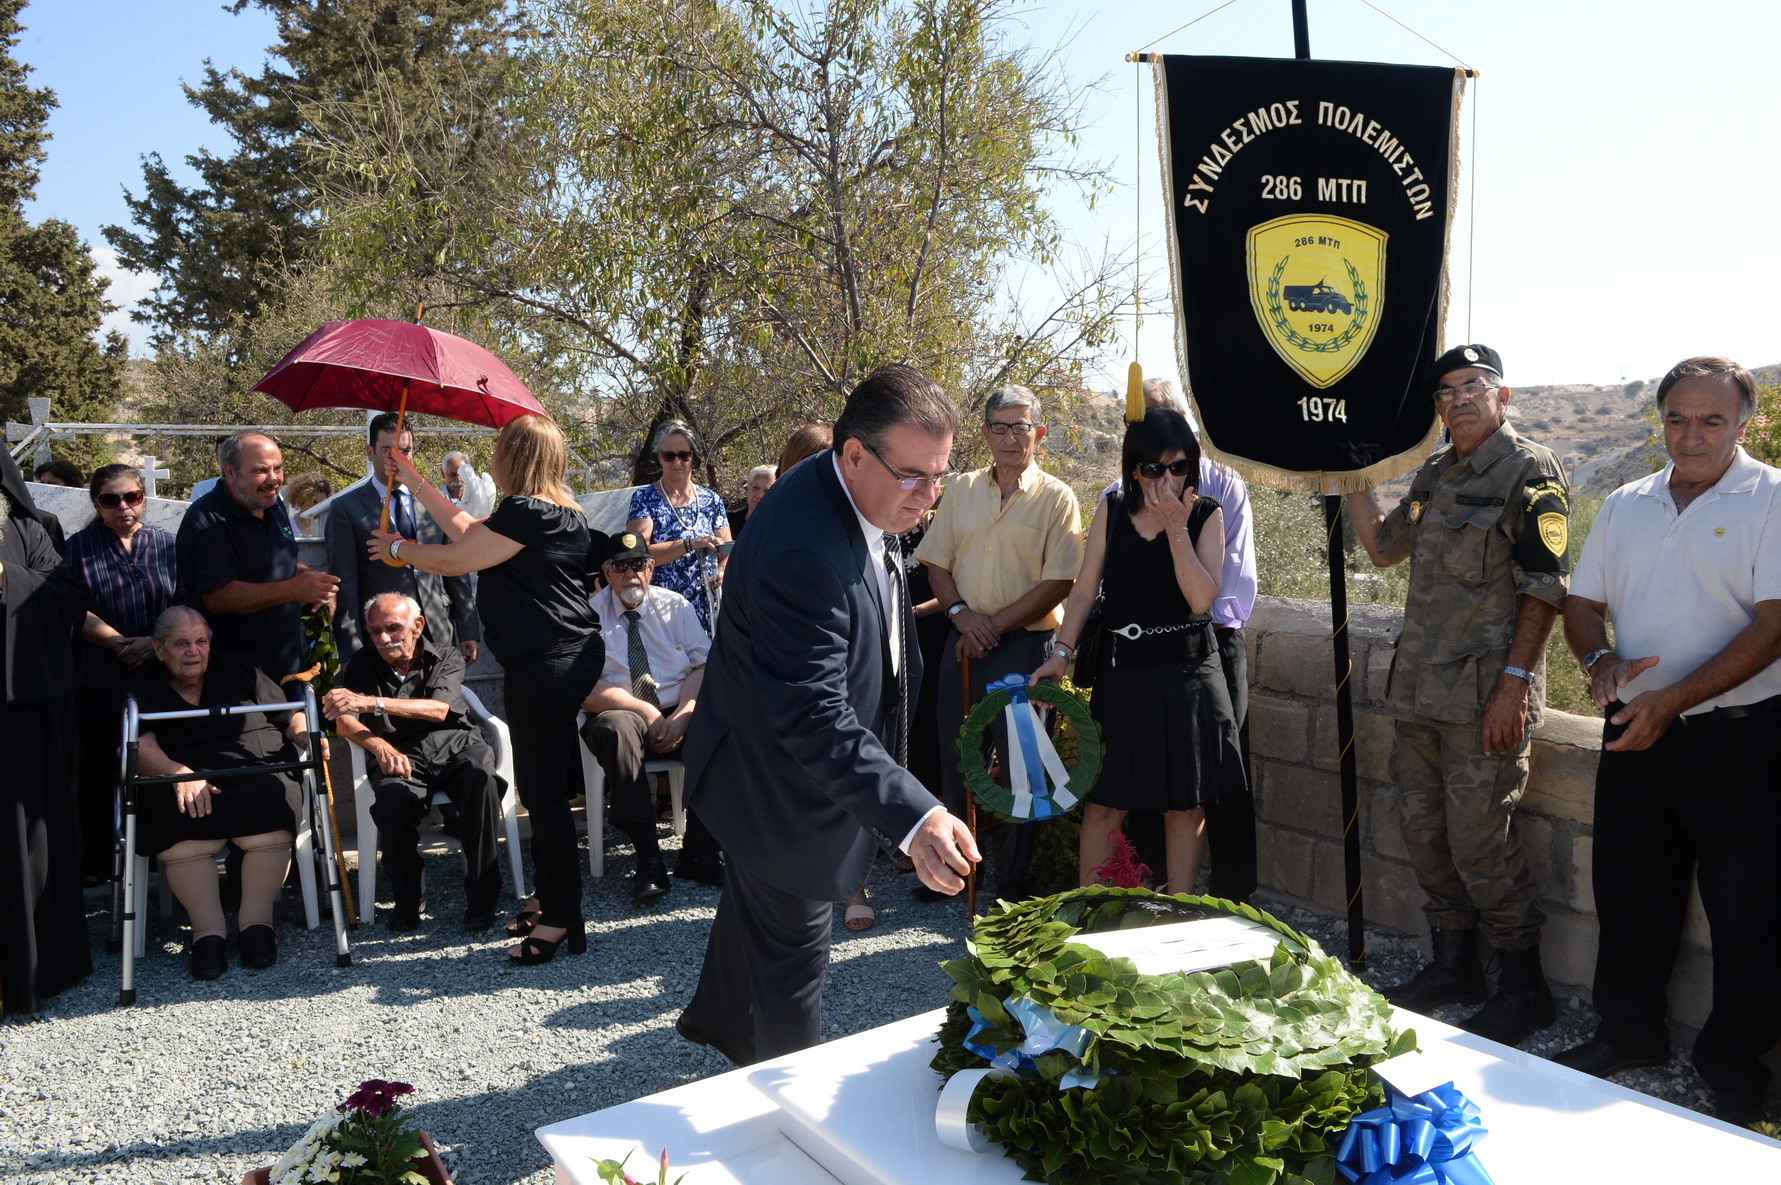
580, 530, 714, 903
1346, 344, 1571, 1047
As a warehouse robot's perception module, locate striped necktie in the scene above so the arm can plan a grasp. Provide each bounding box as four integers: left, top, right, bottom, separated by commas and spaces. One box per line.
625, 609, 661, 708
882, 533, 909, 768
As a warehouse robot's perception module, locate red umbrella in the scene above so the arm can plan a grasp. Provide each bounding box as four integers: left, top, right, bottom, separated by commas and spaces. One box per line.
253, 316, 546, 563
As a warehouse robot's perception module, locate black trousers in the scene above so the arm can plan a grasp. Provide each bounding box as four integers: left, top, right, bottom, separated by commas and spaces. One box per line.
1129, 625, 1255, 899
936, 628, 1052, 900
579, 708, 721, 857
1591, 708, 1781, 1095
367, 729, 503, 913
503, 639, 604, 929
682, 858, 832, 1065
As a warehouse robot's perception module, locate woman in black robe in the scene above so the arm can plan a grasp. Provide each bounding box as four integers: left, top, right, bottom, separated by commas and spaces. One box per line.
0, 449, 91, 1015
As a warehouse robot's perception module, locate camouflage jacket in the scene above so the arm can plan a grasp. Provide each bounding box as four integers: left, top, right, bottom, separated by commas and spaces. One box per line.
1376, 423, 1571, 727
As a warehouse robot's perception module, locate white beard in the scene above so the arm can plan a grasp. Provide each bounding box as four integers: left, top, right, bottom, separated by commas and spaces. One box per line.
616, 585, 646, 609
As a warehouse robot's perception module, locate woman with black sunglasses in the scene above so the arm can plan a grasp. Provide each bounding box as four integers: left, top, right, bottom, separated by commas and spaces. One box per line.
65, 464, 183, 883
1031, 408, 1245, 895
625, 420, 732, 634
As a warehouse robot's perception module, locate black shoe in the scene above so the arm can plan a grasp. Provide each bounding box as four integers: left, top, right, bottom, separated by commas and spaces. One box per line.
238, 924, 278, 969
1457, 945, 1556, 1047
1382, 928, 1487, 1012
1552, 1035, 1670, 1078
190, 934, 227, 981
633, 857, 672, 904
508, 920, 587, 965
387, 907, 422, 932
911, 883, 950, 903
673, 849, 725, 887
462, 907, 498, 933
675, 1012, 754, 1066
1712, 1089, 1765, 1127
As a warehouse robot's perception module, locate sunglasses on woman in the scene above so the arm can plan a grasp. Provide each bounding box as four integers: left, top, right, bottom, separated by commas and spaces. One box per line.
658, 450, 695, 464
96, 489, 146, 509
1136, 459, 1194, 479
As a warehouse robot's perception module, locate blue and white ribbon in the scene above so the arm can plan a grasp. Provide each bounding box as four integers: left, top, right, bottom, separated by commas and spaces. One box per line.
987, 674, 1077, 820
939, 996, 1105, 1152
1335, 1081, 1494, 1185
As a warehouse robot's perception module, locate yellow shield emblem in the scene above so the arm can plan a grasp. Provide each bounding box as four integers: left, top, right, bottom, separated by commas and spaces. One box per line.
1538, 512, 1567, 557
1247, 214, 1388, 389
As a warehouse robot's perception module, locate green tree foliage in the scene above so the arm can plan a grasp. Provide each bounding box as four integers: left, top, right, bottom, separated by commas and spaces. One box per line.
0, 0, 124, 474
310, 0, 1126, 491
102, 0, 522, 344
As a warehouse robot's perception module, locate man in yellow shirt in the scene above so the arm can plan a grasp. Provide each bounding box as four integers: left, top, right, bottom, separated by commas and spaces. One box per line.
915, 386, 1083, 900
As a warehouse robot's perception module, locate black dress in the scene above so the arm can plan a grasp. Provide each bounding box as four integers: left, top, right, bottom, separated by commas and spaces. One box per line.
129, 653, 299, 854
1087, 494, 1246, 813
0, 506, 91, 1015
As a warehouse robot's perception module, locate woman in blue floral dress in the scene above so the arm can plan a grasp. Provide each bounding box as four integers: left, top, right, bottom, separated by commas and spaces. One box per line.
626, 420, 732, 634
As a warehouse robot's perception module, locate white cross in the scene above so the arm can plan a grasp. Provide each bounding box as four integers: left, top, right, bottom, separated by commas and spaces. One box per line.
139, 455, 172, 500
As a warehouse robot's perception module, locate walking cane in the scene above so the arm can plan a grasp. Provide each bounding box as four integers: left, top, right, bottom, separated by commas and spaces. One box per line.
961, 653, 978, 917
281, 663, 358, 927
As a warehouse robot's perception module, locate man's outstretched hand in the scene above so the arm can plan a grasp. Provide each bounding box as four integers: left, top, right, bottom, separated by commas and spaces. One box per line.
908, 809, 982, 894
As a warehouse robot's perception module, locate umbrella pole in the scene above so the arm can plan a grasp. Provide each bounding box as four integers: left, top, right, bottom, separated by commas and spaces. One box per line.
962, 654, 978, 918
379, 380, 410, 568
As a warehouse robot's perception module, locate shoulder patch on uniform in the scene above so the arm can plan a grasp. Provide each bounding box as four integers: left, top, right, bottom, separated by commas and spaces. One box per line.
1525, 478, 1569, 513
1538, 512, 1567, 556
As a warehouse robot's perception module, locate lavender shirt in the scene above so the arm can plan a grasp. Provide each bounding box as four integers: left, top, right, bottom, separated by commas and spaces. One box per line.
1099, 458, 1256, 629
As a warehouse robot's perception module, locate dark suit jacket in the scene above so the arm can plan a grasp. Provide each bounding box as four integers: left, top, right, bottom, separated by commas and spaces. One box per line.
325, 480, 480, 663
684, 450, 936, 901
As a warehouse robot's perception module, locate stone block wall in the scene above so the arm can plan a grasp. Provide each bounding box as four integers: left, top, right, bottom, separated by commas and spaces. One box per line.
1246, 595, 1717, 1032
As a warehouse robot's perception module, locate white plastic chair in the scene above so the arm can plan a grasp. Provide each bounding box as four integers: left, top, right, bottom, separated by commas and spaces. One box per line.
575, 709, 684, 878
351, 684, 525, 922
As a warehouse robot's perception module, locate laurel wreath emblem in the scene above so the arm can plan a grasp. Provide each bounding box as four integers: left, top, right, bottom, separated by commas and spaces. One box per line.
1265, 256, 1370, 354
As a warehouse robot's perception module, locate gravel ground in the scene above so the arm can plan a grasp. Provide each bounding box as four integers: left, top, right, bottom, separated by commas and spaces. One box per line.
0, 829, 1765, 1185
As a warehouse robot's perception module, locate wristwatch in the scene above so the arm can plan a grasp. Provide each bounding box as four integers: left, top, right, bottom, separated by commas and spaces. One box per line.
947, 601, 968, 619
1581, 648, 1615, 674
374, 696, 386, 718
1046, 640, 1076, 662
1502, 665, 1532, 682
389, 538, 405, 563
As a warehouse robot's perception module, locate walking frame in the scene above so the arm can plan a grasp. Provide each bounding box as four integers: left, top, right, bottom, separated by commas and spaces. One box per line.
112, 683, 353, 1007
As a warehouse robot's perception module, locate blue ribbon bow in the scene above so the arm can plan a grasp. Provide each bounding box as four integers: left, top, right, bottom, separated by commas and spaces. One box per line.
962, 997, 1104, 1089
1335, 1081, 1494, 1185
984, 673, 1070, 821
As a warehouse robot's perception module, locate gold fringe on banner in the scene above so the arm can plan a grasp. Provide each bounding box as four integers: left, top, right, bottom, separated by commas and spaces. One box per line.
1148, 57, 1471, 495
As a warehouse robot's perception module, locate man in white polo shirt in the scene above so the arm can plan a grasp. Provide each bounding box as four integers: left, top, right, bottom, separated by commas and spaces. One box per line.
1557, 356, 1781, 1127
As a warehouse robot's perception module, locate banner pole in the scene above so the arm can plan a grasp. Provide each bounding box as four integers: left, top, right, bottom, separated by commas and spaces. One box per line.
1292, 0, 1310, 59
1324, 493, 1366, 967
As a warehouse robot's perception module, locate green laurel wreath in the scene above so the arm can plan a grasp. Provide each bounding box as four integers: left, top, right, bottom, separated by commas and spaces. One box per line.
932, 887, 1413, 1185
1265, 256, 1371, 354
958, 682, 1102, 824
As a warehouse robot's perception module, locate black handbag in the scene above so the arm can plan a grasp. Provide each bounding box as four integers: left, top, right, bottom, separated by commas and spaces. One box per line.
1068, 492, 1120, 689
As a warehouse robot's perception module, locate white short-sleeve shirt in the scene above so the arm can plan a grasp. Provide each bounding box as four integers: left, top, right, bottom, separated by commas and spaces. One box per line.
589, 584, 711, 708
1571, 448, 1781, 714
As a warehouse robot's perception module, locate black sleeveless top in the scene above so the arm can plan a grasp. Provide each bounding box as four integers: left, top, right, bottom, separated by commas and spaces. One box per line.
1099, 491, 1222, 631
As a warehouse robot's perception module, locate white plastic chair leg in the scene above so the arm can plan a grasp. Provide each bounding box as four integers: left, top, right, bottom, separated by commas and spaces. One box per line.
576, 712, 606, 880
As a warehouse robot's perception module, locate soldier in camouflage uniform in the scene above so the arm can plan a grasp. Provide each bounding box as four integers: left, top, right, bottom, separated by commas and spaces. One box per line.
1347, 344, 1571, 1047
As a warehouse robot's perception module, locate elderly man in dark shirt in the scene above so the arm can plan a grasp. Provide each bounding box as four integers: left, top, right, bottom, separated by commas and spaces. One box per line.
322, 592, 503, 932
176, 431, 338, 679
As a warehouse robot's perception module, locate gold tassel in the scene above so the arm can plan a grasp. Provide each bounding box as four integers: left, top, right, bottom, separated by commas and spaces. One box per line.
1126, 361, 1145, 423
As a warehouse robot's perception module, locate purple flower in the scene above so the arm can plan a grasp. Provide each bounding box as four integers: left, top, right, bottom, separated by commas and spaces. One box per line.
339, 1079, 416, 1118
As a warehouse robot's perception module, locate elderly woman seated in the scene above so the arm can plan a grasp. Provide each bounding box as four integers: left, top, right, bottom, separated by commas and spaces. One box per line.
132, 606, 327, 980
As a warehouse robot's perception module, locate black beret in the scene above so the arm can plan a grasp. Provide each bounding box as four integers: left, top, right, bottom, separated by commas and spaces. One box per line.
1426, 343, 1504, 391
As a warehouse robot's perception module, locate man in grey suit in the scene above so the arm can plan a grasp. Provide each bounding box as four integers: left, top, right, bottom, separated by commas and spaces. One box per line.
677, 365, 981, 1065
326, 413, 481, 664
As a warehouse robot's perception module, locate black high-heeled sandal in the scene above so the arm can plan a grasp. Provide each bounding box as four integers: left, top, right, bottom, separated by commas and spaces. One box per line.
508, 922, 587, 965
505, 903, 542, 938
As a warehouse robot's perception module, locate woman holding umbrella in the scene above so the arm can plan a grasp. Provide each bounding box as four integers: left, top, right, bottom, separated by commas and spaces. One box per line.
366, 415, 606, 965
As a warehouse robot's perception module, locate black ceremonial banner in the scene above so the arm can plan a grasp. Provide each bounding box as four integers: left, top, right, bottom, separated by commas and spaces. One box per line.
1157, 55, 1465, 489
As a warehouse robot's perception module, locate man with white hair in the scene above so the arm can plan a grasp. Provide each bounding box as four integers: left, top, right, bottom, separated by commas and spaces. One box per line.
322, 592, 503, 932
580, 531, 717, 903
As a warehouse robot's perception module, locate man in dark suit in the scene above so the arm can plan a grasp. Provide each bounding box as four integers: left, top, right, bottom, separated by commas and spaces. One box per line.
677, 365, 982, 1065
327, 413, 480, 664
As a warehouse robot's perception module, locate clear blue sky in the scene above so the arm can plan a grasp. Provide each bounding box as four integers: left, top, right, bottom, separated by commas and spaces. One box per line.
22, 0, 1781, 389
